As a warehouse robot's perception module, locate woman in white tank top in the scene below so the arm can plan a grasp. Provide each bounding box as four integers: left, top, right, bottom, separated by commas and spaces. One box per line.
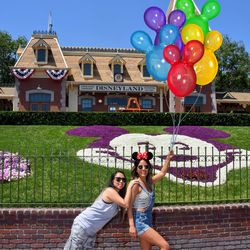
64, 170, 137, 250
128, 150, 174, 250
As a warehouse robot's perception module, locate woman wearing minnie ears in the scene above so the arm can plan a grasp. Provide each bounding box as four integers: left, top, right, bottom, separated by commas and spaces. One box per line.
64, 170, 137, 250
128, 150, 174, 250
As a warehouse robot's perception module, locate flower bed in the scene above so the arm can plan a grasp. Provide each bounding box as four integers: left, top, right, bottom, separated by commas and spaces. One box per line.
67, 125, 250, 186
0, 151, 31, 182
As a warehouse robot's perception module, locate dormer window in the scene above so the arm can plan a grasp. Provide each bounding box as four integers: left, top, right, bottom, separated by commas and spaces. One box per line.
143, 65, 150, 78
37, 49, 46, 62
32, 39, 51, 65
138, 58, 152, 79
83, 63, 92, 76
114, 64, 122, 74
109, 55, 126, 82
79, 54, 95, 78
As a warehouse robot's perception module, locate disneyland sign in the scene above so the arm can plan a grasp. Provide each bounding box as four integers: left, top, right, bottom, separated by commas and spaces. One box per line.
79, 84, 157, 93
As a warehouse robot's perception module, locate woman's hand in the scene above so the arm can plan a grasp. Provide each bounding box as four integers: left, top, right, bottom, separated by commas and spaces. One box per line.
166, 150, 174, 161
127, 179, 139, 189
129, 225, 137, 238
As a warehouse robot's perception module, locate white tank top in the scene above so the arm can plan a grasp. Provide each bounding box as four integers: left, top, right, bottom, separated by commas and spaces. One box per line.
133, 182, 153, 209
74, 191, 118, 236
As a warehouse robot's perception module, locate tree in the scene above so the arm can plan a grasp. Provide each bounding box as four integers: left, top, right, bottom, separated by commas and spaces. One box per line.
215, 35, 250, 91
0, 31, 27, 86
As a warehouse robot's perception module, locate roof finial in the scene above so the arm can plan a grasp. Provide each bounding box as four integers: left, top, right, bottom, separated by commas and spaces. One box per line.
48, 11, 53, 34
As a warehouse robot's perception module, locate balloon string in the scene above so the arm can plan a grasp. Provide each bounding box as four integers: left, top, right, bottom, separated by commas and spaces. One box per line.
177, 87, 202, 125
164, 86, 203, 149
163, 86, 177, 149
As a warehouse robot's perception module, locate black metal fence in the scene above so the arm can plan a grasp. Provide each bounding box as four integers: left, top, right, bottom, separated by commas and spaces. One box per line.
0, 147, 249, 207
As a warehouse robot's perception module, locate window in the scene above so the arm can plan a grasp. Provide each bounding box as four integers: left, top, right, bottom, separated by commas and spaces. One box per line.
114, 64, 122, 74
31, 103, 50, 111
81, 98, 93, 112
184, 96, 204, 105
143, 65, 150, 78
29, 93, 51, 102
138, 58, 152, 79
37, 49, 46, 62
141, 99, 153, 109
107, 97, 127, 106
83, 63, 92, 76
109, 55, 126, 79
184, 105, 201, 112
79, 54, 95, 78
32, 39, 50, 64
29, 93, 51, 111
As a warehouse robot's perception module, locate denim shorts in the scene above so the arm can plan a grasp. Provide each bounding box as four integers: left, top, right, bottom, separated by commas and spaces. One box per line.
133, 209, 152, 236
64, 222, 96, 250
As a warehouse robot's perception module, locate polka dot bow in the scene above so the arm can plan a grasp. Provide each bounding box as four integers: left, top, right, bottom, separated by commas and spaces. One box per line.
137, 152, 148, 160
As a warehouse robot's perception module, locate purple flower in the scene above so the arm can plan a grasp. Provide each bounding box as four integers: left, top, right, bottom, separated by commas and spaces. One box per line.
67, 125, 128, 149
0, 151, 31, 182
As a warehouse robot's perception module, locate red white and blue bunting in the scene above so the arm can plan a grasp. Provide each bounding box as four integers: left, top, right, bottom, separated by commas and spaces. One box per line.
46, 69, 68, 81
12, 68, 35, 80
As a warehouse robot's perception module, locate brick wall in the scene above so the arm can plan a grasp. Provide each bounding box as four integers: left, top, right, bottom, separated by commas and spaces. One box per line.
0, 203, 249, 249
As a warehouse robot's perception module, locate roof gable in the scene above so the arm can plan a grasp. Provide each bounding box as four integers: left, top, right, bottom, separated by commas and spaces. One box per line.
32, 39, 50, 48
79, 53, 96, 63
109, 54, 126, 65
14, 37, 68, 69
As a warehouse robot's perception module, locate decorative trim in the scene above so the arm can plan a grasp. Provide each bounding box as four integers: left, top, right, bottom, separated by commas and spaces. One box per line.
12, 68, 35, 80
46, 69, 68, 81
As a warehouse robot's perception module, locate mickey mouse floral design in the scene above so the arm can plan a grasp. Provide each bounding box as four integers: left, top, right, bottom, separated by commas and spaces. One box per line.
66, 125, 250, 187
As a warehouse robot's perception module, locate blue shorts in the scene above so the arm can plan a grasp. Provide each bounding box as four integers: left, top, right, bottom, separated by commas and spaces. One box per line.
133, 209, 152, 236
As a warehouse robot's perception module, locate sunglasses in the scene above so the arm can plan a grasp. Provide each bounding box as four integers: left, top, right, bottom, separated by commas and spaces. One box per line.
138, 165, 149, 170
115, 177, 126, 183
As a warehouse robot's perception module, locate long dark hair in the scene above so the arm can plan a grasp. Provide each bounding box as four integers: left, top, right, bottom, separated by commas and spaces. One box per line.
131, 152, 153, 187
108, 170, 127, 198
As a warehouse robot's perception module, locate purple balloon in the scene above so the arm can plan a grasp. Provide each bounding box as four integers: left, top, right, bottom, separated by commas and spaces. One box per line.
168, 10, 186, 30
168, 10, 186, 53
154, 33, 160, 45
174, 35, 184, 53
144, 6, 166, 32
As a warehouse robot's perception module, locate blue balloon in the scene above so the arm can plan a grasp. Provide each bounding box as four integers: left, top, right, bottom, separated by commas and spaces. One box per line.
130, 24, 178, 81
146, 46, 171, 81
159, 24, 179, 46
130, 31, 153, 53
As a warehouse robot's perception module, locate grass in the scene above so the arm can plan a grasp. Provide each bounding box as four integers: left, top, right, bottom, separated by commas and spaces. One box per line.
0, 125, 249, 207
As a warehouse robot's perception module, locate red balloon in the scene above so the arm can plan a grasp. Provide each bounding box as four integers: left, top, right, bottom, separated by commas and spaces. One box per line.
183, 40, 204, 64
163, 44, 180, 64
163, 40, 204, 97
167, 63, 196, 97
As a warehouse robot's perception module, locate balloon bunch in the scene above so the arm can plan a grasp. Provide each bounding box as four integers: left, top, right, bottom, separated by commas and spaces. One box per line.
130, 0, 222, 98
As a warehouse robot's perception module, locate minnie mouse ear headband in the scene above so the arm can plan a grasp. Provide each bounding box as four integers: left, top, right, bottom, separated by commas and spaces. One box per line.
132, 152, 153, 161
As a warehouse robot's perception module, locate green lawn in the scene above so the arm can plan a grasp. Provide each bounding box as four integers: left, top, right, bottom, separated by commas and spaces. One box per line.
0, 125, 249, 207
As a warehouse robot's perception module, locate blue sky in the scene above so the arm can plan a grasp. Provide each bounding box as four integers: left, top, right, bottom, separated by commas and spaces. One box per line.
1, 0, 249, 52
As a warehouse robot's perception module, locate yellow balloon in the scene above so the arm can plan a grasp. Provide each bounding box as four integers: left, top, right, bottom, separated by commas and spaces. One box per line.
194, 50, 218, 86
181, 24, 204, 44
205, 31, 223, 51
194, 30, 223, 86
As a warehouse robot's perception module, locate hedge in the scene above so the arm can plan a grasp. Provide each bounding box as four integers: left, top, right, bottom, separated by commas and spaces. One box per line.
0, 112, 249, 126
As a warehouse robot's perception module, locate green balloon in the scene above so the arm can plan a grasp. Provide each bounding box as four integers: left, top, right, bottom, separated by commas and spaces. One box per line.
176, 0, 221, 36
